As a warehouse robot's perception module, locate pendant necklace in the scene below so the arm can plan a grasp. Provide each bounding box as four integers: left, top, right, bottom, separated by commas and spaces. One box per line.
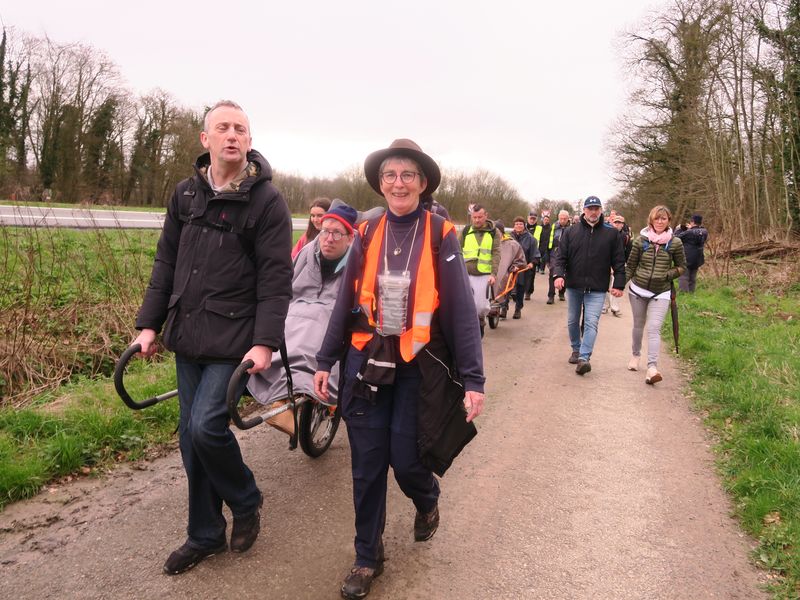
383, 216, 420, 272
387, 218, 419, 256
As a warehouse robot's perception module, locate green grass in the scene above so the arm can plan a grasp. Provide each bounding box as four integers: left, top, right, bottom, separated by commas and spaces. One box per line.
0, 357, 178, 508
678, 279, 800, 599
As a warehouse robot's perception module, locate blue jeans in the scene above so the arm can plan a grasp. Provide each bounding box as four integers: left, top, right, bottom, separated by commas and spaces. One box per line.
565, 289, 606, 361
175, 356, 261, 550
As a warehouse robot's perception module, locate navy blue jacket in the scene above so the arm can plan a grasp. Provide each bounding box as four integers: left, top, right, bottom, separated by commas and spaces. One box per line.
675, 225, 708, 269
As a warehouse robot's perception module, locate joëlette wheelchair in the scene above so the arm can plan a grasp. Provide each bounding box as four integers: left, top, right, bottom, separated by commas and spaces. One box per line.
114, 342, 341, 458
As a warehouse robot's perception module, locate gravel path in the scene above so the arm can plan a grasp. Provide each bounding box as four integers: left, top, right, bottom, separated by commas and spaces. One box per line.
0, 289, 768, 599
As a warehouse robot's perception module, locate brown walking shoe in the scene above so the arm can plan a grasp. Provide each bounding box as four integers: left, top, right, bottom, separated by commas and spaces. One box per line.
575, 360, 592, 375
163, 541, 227, 575
341, 562, 384, 599
230, 492, 263, 553
414, 504, 440, 541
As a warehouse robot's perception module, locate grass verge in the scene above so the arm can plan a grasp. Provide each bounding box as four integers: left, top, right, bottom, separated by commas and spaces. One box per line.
0, 199, 167, 212
678, 279, 800, 599
0, 356, 178, 509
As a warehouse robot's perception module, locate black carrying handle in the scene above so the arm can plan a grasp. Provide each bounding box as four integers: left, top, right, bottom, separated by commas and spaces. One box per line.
226, 341, 298, 443
227, 359, 259, 429
114, 343, 178, 410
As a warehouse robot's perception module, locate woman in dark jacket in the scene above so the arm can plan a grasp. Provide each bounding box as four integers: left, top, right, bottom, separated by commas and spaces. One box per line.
313, 139, 485, 600
625, 205, 686, 384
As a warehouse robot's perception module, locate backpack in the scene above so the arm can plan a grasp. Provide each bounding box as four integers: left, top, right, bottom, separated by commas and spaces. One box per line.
175, 176, 265, 257
641, 236, 671, 253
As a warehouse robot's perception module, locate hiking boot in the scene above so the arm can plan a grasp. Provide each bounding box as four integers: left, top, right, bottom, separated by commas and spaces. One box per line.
414, 505, 440, 542
230, 492, 263, 553
575, 360, 591, 375
163, 541, 226, 575
499, 306, 507, 319
512, 308, 521, 319
645, 366, 663, 385
546, 297, 554, 305
568, 351, 580, 364
341, 562, 385, 599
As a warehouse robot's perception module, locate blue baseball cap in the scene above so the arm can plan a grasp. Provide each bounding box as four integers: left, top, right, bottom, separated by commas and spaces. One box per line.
583, 196, 602, 208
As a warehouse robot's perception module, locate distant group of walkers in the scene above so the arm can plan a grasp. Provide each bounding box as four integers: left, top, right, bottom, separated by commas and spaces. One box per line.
128, 99, 708, 599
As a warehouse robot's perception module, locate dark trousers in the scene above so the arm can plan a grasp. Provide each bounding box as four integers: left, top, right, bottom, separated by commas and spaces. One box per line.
679, 268, 699, 292
539, 250, 549, 273
175, 356, 261, 550
515, 271, 530, 310
342, 349, 440, 569
525, 268, 536, 295
547, 271, 565, 300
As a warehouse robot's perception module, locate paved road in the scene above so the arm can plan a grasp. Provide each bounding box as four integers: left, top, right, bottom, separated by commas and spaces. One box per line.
0, 286, 768, 599
0, 204, 307, 230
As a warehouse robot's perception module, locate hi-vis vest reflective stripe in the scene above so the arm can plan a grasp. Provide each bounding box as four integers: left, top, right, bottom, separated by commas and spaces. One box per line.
462, 228, 494, 274
532, 224, 543, 244
351, 212, 455, 362
531, 225, 555, 250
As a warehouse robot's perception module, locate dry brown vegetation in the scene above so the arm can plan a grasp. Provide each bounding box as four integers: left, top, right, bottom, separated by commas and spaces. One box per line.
0, 225, 155, 407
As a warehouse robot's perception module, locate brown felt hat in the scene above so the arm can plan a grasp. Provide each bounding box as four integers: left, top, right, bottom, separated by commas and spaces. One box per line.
364, 139, 441, 197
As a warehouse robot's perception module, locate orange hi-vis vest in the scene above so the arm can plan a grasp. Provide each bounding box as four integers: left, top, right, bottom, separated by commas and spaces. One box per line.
351, 211, 455, 362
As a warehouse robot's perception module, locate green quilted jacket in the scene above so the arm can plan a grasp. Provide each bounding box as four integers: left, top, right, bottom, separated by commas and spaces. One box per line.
625, 234, 687, 295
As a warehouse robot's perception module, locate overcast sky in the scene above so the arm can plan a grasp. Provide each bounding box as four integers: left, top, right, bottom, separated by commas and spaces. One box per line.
2, 0, 662, 205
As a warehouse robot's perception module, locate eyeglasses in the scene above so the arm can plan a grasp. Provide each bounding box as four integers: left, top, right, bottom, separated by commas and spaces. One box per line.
380, 171, 420, 185
319, 229, 347, 241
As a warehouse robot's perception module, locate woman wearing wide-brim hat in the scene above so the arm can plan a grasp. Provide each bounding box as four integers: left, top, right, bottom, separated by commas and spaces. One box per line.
314, 139, 486, 599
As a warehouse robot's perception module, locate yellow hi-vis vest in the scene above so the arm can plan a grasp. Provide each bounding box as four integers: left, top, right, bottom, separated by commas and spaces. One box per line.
351, 212, 456, 362
462, 228, 494, 274
531, 224, 543, 245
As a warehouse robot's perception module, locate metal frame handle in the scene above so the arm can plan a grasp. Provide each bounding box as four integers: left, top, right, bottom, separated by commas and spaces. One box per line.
114, 343, 178, 410
226, 360, 261, 429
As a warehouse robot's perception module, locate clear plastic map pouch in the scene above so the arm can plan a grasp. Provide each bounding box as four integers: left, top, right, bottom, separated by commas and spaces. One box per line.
376, 270, 411, 336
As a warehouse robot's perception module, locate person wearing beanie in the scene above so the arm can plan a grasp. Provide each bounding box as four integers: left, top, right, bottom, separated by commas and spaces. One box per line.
247, 203, 357, 434
675, 213, 709, 292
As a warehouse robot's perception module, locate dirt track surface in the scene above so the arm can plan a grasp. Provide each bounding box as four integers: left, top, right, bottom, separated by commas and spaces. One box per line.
0, 288, 769, 599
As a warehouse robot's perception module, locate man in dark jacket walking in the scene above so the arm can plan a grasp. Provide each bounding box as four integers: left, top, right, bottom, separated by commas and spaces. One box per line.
132, 100, 293, 575
553, 196, 625, 375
